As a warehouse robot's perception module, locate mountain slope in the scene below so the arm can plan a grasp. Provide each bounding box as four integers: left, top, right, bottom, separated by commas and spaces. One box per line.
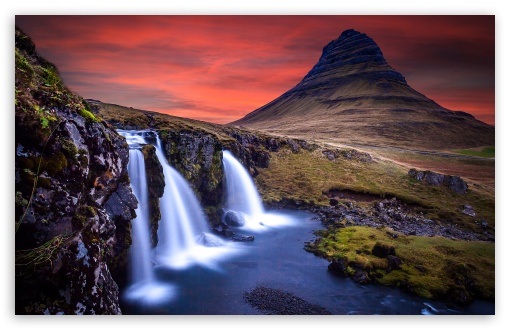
231, 29, 495, 150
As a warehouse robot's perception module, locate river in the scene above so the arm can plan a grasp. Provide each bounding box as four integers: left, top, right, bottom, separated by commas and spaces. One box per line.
119, 209, 494, 315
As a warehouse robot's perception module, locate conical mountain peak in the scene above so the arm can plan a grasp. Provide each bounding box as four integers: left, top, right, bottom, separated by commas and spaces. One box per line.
300, 29, 406, 87
231, 29, 494, 150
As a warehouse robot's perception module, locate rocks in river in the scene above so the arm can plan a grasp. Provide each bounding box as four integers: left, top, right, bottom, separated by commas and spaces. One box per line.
231, 234, 255, 242
328, 257, 349, 277
408, 169, 468, 194
196, 232, 224, 247
222, 210, 246, 227
352, 269, 371, 284
243, 286, 331, 315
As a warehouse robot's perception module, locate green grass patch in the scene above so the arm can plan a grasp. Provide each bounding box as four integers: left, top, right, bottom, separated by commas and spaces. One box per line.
307, 226, 494, 301
453, 147, 495, 158
256, 149, 495, 231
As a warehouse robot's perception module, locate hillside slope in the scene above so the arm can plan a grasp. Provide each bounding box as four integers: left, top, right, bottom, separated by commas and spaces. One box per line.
231, 29, 494, 150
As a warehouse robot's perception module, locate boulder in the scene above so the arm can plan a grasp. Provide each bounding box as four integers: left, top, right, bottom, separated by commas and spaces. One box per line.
386, 255, 403, 272
449, 176, 468, 194
327, 257, 349, 277
372, 242, 396, 258
223, 210, 246, 227
461, 204, 476, 217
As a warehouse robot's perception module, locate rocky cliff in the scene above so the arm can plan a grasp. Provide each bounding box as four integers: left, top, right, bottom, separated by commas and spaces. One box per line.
231, 29, 495, 150
15, 27, 136, 314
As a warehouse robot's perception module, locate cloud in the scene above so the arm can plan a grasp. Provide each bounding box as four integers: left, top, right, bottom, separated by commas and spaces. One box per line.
15, 15, 495, 125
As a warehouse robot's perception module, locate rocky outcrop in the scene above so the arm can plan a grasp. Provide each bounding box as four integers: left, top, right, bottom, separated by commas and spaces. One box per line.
310, 198, 494, 242
408, 169, 468, 194
158, 129, 224, 207
15, 27, 136, 314
141, 144, 165, 247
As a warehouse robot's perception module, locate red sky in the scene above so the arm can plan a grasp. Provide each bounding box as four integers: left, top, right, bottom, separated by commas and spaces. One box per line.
15, 15, 495, 125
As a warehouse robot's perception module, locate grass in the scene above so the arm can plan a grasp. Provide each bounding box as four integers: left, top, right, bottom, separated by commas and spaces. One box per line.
256, 148, 495, 232
453, 147, 495, 158
306, 226, 495, 302
346, 145, 496, 188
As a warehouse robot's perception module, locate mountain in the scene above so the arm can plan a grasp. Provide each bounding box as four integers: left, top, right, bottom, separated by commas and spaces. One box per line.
230, 29, 495, 150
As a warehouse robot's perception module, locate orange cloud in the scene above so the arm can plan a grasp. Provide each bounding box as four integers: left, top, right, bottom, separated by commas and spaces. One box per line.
15, 15, 495, 125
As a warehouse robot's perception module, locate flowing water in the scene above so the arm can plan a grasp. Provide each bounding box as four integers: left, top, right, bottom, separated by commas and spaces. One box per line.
118, 130, 176, 304
117, 130, 494, 315
222, 150, 292, 230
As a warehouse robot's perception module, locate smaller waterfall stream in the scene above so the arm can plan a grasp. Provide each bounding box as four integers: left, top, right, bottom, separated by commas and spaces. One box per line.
152, 136, 241, 270
127, 147, 153, 284
118, 130, 175, 304
222, 150, 294, 230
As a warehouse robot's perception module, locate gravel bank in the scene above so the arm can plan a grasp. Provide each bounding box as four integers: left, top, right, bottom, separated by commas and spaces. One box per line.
243, 286, 331, 315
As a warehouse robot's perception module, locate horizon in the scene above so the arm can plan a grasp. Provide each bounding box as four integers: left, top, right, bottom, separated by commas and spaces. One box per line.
15, 15, 495, 125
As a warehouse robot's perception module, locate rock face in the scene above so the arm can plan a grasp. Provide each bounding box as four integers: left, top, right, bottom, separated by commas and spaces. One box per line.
408, 169, 468, 194
15, 27, 136, 314
231, 29, 495, 150
141, 144, 165, 247
158, 129, 224, 207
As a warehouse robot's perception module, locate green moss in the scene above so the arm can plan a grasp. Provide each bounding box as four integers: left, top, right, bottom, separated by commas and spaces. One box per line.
78, 108, 100, 123
42, 152, 67, 176
36, 177, 52, 189
306, 225, 494, 302
15, 191, 28, 208
60, 138, 78, 158
41, 66, 62, 87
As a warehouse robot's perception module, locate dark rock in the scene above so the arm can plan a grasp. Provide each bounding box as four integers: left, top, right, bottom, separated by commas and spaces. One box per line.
142, 144, 165, 247
372, 242, 396, 258
425, 172, 445, 186
386, 255, 403, 272
329, 198, 339, 206
449, 176, 468, 194
231, 234, 255, 242
462, 204, 476, 217
352, 269, 371, 284
327, 257, 349, 277
15, 28, 136, 314
223, 210, 246, 227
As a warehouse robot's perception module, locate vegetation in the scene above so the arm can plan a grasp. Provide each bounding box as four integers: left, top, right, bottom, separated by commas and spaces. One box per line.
305, 225, 494, 302
15, 232, 73, 275
256, 148, 495, 232
453, 147, 495, 158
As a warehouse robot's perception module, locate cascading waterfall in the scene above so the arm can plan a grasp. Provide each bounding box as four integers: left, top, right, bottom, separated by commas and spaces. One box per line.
127, 147, 153, 284
222, 150, 264, 217
222, 150, 294, 230
153, 135, 240, 270
118, 130, 175, 304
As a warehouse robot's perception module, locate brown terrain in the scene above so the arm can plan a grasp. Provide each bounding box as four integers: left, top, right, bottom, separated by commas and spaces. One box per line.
231, 29, 495, 152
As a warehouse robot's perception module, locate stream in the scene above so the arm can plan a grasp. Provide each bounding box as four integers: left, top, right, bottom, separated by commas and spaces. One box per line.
119, 209, 495, 315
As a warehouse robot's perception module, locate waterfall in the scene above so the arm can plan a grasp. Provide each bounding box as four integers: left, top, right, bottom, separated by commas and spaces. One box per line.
127, 147, 154, 284
153, 136, 238, 270
118, 130, 175, 304
222, 150, 294, 230
222, 150, 264, 217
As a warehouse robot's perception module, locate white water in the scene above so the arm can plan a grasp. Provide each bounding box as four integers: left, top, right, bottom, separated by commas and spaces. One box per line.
222, 150, 294, 230
127, 148, 154, 284
118, 130, 175, 304
153, 136, 242, 270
